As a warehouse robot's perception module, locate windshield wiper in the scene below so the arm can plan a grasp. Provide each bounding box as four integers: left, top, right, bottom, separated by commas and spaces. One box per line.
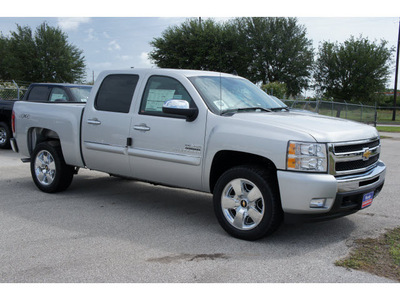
221, 107, 272, 116
270, 106, 289, 112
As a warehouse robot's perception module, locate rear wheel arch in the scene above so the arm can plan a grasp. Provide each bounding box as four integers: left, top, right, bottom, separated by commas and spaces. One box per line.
27, 127, 61, 156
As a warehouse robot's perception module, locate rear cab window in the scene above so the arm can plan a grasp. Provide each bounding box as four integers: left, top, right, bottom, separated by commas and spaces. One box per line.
49, 87, 69, 102
27, 86, 50, 101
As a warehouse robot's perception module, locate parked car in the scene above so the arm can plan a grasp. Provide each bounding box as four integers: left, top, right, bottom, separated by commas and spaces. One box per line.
0, 83, 92, 149
0, 98, 16, 149
22, 83, 92, 103
11, 69, 385, 240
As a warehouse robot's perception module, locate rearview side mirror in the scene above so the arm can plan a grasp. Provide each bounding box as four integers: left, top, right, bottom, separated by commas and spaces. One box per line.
162, 100, 198, 122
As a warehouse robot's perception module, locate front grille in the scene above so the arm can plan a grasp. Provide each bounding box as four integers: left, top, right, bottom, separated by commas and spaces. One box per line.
329, 138, 381, 176
335, 155, 379, 172
334, 140, 380, 154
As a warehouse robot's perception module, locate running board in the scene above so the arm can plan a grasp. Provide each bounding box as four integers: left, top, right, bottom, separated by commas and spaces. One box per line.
21, 158, 31, 163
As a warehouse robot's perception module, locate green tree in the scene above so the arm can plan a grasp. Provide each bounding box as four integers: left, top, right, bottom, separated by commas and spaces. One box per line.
149, 17, 314, 97
149, 18, 245, 74
314, 36, 394, 104
1, 22, 86, 83
233, 17, 314, 96
261, 82, 288, 99
0, 33, 12, 79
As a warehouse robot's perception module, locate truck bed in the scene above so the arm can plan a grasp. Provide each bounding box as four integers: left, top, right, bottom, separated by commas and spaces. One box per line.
13, 101, 86, 167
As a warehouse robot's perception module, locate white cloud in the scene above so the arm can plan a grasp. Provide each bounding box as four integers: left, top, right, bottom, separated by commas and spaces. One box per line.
108, 40, 121, 51
57, 17, 91, 31
119, 55, 133, 61
138, 52, 153, 68
92, 62, 113, 69
86, 28, 96, 41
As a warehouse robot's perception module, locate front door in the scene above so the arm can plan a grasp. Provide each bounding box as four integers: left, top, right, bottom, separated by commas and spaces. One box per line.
128, 75, 206, 191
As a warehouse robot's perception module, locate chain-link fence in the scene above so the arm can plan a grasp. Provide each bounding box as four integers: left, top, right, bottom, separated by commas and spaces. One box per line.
375, 107, 400, 123
284, 100, 378, 125
0, 81, 29, 100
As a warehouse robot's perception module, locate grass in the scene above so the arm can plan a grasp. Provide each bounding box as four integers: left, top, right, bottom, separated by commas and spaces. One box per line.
335, 227, 400, 282
377, 109, 400, 122
376, 126, 400, 132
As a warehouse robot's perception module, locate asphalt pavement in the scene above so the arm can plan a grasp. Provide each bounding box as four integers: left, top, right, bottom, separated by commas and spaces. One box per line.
0, 133, 399, 283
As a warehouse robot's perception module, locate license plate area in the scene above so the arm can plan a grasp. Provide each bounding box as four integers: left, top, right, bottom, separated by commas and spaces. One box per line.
361, 191, 374, 209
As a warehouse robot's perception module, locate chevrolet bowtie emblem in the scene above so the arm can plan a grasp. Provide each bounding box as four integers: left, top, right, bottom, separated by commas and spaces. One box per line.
362, 148, 372, 161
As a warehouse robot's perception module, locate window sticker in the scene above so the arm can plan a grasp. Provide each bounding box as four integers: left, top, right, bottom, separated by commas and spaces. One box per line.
213, 100, 229, 110
145, 89, 175, 112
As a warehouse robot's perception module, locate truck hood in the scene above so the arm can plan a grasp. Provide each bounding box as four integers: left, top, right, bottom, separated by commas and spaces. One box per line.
230, 111, 379, 143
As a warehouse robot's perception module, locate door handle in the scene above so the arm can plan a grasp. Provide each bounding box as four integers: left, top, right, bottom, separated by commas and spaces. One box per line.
87, 118, 101, 125
133, 124, 151, 131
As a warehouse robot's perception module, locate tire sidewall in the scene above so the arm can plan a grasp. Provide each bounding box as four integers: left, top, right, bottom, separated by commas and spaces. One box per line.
213, 166, 281, 240
31, 143, 72, 193
0, 122, 11, 149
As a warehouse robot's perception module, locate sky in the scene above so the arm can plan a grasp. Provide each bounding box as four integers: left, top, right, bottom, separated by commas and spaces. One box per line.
1, 1, 400, 92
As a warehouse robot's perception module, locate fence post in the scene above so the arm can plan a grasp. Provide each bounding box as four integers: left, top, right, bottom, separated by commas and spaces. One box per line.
12, 80, 20, 100
374, 102, 377, 127
316, 100, 320, 113
359, 102, 363, 122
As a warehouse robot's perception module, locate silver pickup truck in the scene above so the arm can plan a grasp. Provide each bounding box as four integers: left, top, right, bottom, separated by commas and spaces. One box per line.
11, 68, 386, 240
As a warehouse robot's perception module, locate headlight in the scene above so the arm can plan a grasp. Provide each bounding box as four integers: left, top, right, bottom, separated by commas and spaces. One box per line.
287, 141, 327, 172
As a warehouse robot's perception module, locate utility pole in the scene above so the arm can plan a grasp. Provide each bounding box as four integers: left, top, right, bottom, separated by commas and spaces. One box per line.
392, 18, 400, 121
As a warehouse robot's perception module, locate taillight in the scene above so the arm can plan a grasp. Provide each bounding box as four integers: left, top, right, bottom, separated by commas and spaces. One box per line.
11, 110, 15, 134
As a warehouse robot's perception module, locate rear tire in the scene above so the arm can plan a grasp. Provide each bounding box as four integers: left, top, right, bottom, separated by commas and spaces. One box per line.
0, 122, 11, 149
213, 165, 283, 241
31, 142, 74, 193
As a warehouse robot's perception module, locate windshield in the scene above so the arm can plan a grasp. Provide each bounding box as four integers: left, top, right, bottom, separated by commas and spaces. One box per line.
70, 86, 92, 102
189, 76, 287, 114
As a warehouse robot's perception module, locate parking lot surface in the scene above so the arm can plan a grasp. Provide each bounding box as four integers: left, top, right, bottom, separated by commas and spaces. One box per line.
0, 133, 399, 283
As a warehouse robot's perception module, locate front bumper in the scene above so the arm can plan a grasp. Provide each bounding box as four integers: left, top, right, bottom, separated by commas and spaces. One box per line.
277, 161, 386, 223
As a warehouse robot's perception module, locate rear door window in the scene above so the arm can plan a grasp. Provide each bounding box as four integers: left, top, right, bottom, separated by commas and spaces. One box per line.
95, 74, 139, 113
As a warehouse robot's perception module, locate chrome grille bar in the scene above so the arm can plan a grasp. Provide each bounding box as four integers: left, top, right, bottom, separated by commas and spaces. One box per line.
328, 137, 381, 176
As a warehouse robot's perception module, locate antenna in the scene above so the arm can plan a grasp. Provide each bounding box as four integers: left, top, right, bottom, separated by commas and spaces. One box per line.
219, 40, 223, 112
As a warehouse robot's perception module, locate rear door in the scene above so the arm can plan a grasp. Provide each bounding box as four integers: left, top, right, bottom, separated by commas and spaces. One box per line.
81, 74, 139, 177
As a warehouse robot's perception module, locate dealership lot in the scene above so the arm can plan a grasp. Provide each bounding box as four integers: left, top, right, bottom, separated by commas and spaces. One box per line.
0, 133, 399, 283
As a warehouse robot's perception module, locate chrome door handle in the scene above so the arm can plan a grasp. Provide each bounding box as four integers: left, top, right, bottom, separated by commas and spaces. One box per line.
87, 118, 101, 125
133, 124, 151, 131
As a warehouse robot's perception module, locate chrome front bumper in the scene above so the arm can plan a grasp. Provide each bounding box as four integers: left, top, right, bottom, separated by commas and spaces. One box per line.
278, 160, 386, 216
336, 161, 386, 193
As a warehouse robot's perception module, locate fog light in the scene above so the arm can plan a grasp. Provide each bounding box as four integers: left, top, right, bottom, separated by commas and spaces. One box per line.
310, 198, 326, 208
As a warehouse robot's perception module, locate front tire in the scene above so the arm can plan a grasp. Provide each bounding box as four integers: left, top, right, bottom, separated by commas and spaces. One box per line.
31, 142, 74, 193
0, 122, 11, 149
213, 166, 283, 241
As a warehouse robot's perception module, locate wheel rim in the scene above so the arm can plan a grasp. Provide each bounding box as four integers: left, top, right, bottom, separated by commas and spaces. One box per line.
34, 150, 56, 186
221, 178, 265, 230
0, 127, 6, 144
